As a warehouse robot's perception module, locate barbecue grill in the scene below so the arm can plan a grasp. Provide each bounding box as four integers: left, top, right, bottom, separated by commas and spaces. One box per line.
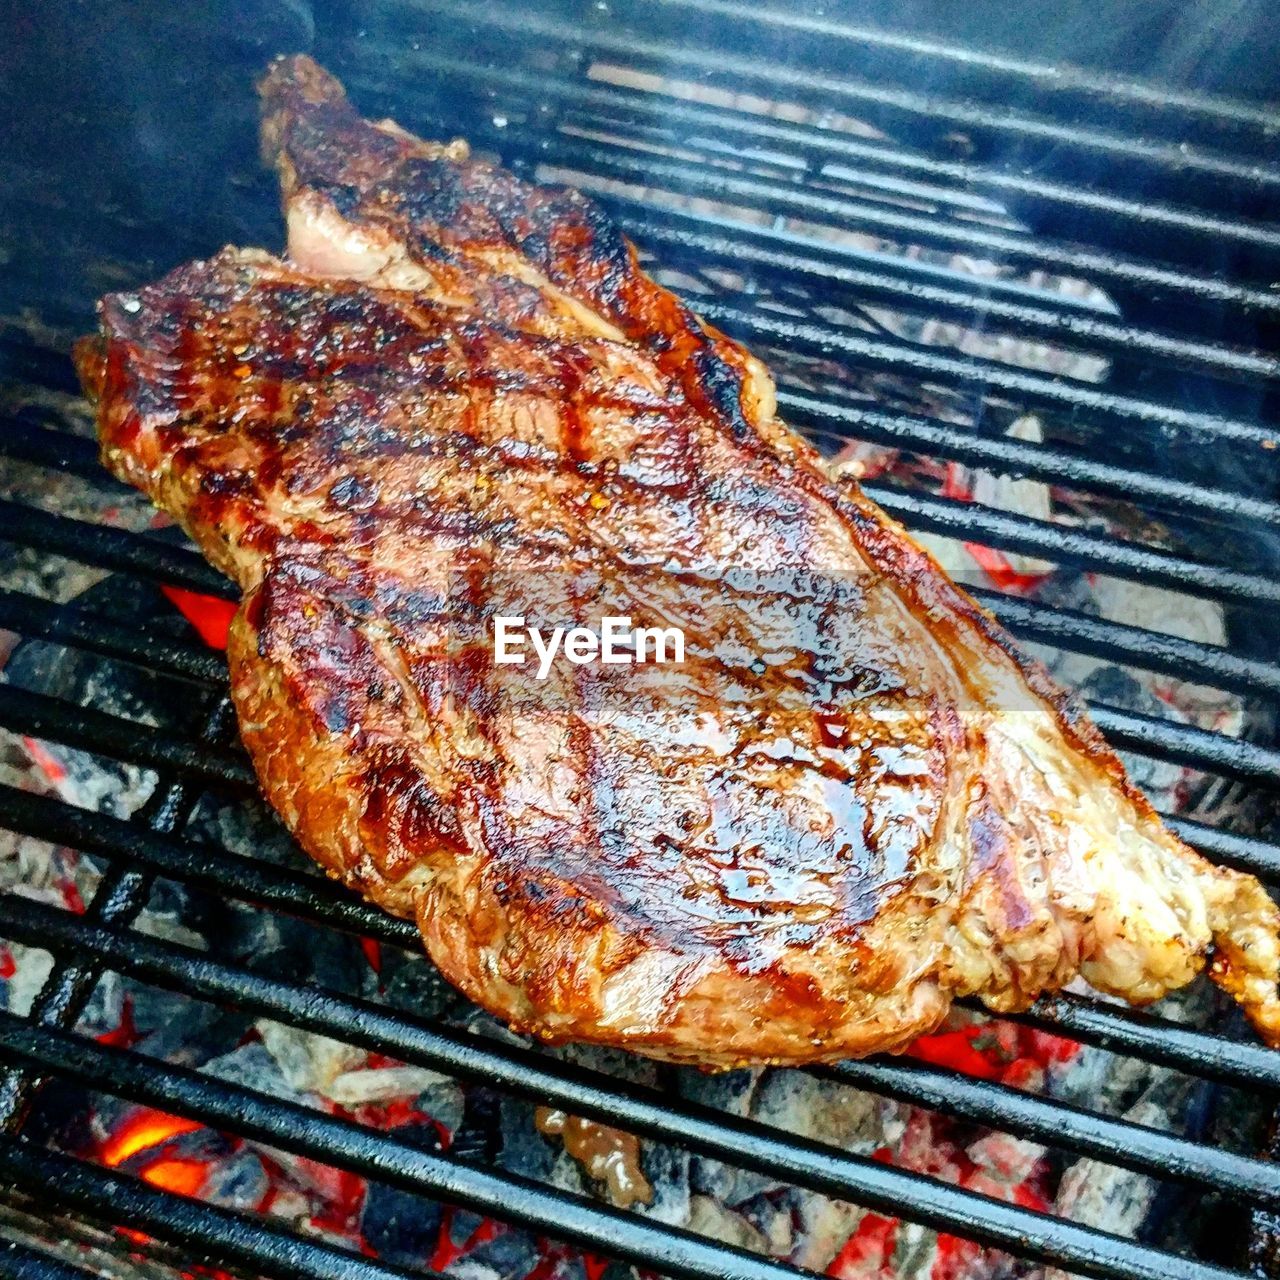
3, 1, 1280, 1277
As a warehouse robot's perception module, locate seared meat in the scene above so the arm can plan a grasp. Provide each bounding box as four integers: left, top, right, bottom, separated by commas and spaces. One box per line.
75, 56, 1280, 1066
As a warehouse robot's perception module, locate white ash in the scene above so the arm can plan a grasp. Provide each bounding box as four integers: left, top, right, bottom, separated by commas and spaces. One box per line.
253, 1018, 367, 1097
2, 942, 53, 1018
688, 1194, 774, 1255
327, 1064, 452, 1107
202, 1040, 303, 1103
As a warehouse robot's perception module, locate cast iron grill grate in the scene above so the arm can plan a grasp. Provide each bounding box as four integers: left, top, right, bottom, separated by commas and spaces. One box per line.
1, 2, 1279, 1278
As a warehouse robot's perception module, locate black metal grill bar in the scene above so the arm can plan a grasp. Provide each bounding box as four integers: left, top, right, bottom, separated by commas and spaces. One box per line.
971, 589, 1280, 704
0, 951, 1253, 1280
635, 0, 1280, 136
0, 785, 1276, 1256
0, 685, 254, 793
0, 419, 110, 480
405, 93, 1280, 320
697, 288, 1280, 449
2, 705, 1277, 978
77, 143, 1280, 397
1166, 815, 1280, 881
822, 1056, 1280, 1206
0, 502, 233, 600
361, 52, 1280, 282
855, 483, 1280, 610
0, 416, 152, 486
0, 1013, 811, 1280
777, 392, 1280, 529
0, 780, 1276, 1090
14, 547, 1280, 752
979, 990, 1280, 1090
12, 544, 1279, 714
391, 5, 1280, 209
610, 205, 1280, 385
0, 1139, 425, 1280
0, 589, 225, 686
0, 784, 418, 950
0, 1239, 102, 1280
0, 698, 236, 1134
0, 335, 80, 396
1084, 705, 1280, 785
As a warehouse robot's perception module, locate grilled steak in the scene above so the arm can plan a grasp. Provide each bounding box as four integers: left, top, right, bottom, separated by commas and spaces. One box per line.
74, 56, 1280, 1066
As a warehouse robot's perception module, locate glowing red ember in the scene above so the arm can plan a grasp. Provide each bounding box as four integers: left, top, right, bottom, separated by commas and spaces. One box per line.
101, 1108, 209, 1197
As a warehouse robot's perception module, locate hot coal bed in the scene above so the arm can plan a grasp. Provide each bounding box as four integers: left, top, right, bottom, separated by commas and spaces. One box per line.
2, 3, 1280, 1279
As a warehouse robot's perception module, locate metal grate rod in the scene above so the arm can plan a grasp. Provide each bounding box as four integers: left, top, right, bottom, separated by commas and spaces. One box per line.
0, 1238, 104, 1280
0, 698, 236, 1133
0, 997, 1252, 1280
0, 1139, 425, 1280
776, 394, 1280, 529
2, 893, 1276, 1215
636, 0, 1280, 136
0, 784, 1276, 1084
417, 3, 1280, 207
0, 685, 254, 792
362, 51, 1280, 270
0, 783, 417, 949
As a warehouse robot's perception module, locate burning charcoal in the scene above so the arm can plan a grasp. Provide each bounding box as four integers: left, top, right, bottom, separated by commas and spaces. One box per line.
360, 1177, 445, 1269
787, 1191, 864, 1274
494, 1095, 556, 1182
247, 917, 375, 1000
594, 1263, 635, 1280
547, 1146, 588, 1197
446, 1226, 541, 1279
202, 1039, 306, 1104
1077, 666, 1186, 801
753, 1070, 883, 1153
2, 942, 53, 1016
21, 1078, 96, 1154
203, 1147, 270, 1212
964, 1132, 1045, 1187
4, 575, 214, 818
381, 947, 463, 1021
328, 1064, 452, 1107
636, 1142, 690, 1227
254, 1019, 367, 1097
688, 1195, 771, 1254
186, 787, 310, 871
417, 1079, 466, 1137
450, 1085, 503, 1165
82, 971, 249, 1067
734, 1191, 795, 1258
679, 1067, 760, 1202
1053, 1072, 1199, 1257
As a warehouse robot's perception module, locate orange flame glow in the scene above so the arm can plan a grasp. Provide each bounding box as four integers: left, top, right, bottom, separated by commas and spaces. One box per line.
138, 1156, 208, 1197
101, 1109, 203, 1168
